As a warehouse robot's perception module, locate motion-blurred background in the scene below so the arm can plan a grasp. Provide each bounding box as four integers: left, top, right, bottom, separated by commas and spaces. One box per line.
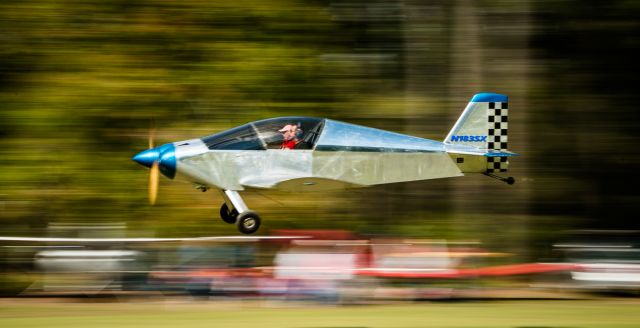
1, 0, 639, 299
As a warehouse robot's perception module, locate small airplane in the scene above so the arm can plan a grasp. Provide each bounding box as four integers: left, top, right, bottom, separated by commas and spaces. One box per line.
133, 93, 518, 234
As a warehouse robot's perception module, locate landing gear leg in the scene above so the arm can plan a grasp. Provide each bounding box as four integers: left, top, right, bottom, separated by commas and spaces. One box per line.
220, 190, 262, 234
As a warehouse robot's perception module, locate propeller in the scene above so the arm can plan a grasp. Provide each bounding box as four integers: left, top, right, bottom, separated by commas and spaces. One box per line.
133, 119, 177, 205
148, 124, 159, 205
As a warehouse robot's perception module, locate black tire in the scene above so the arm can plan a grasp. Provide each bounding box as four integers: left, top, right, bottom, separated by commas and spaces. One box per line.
220, 203, 238, 224
236, 211, 261, 234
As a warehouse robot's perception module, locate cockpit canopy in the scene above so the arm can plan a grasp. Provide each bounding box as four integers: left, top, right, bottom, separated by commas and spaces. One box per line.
202, 117, 324, 151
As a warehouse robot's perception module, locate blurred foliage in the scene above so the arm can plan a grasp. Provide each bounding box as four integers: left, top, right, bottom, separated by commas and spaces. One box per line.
0, 0, 639, 262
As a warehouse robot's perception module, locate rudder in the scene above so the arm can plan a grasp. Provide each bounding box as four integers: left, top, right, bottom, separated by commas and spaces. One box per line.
486, 101, 509, 173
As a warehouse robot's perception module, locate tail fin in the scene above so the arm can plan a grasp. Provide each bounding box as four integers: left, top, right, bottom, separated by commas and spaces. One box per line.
445, 93, 511, 173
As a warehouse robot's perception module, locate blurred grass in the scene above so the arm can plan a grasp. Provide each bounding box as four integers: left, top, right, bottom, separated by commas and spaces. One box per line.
1, 300, 640, 328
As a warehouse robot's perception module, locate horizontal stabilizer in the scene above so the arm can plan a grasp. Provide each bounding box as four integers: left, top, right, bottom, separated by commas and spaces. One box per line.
445, 145, 518, 157
484, 150, 519, 157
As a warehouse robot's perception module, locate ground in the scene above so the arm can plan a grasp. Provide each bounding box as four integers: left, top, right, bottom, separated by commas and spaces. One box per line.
1, 299, 640, 328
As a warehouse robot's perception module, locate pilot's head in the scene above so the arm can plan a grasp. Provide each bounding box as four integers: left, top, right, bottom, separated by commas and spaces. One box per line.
279, 124, 296, 140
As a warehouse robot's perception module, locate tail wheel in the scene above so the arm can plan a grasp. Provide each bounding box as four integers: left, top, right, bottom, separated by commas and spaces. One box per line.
236, 211, 261, 234
220, 203, 238, 224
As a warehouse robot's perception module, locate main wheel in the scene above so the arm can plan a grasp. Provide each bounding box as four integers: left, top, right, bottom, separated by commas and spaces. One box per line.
220, 203, 238, 224
236, 211, 261, 234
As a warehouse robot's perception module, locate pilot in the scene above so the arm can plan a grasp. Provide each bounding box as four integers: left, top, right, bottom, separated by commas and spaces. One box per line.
279, 124, 302, 149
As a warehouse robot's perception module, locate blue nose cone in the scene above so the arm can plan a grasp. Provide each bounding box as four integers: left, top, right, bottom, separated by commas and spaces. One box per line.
132, 143, 177, 179
132, 148, 159, 168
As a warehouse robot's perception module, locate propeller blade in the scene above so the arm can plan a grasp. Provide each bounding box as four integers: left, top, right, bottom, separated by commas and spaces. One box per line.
148, 117, 158, 205
149, 161, 159, 205
148, 122, 156, 149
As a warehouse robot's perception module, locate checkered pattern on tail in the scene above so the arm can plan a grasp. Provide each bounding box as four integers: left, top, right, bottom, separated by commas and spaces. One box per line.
487, 101, 509, 173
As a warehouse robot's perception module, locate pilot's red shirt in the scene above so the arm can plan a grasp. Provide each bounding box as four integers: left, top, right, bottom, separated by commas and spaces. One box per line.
281, 140, 297, 149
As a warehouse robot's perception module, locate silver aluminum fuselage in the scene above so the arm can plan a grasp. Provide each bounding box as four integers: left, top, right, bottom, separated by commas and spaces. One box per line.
173, 139, 467, 192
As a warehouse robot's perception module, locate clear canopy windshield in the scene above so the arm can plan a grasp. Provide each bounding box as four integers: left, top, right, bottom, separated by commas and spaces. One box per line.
202, 117, 324, 150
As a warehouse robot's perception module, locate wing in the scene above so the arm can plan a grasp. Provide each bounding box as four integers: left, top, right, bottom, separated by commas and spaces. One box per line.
242, 176, 362, 191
